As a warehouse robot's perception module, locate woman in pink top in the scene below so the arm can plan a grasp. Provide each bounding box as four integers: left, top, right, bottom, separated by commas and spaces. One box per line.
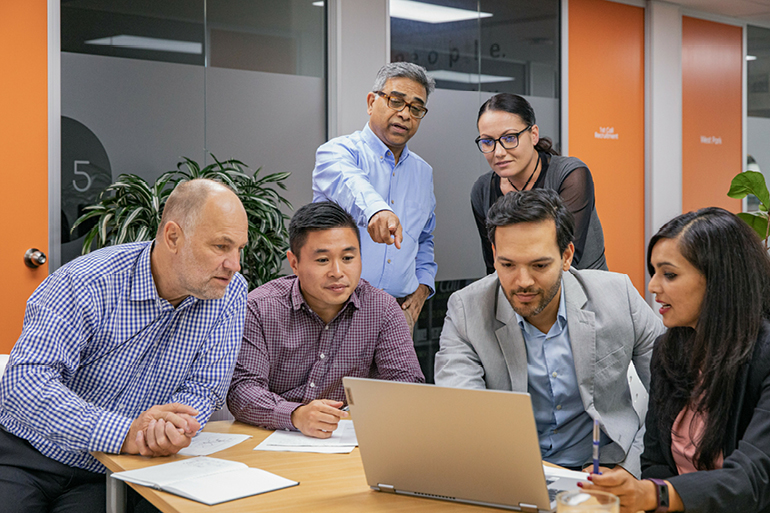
584, 207, 770, 513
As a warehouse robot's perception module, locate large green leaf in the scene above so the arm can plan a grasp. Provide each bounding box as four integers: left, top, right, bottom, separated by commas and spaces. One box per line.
737, 212, 769, 241
728, 171, 770, 210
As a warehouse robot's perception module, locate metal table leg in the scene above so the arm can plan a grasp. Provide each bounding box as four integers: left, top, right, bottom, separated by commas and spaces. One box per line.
106, 470, 126, 513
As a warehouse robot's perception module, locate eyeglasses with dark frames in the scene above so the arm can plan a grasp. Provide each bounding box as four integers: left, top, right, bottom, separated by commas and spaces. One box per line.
374, 91, 429, 119
475, 125, 533, 153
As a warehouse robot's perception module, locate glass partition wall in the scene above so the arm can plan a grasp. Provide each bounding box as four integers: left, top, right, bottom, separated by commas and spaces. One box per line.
60, 0, 325, 265
390, 0, 561, 380
748, 25, 770, 212
60, 0, 560, 382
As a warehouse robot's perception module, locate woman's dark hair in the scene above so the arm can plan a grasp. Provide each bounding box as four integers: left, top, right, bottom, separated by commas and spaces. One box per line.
477, 93, 559, 156
647, 207, 770, 470
289, 201, 360, 258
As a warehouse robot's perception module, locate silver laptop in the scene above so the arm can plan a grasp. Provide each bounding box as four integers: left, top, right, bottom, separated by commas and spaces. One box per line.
343, 377, 588, 512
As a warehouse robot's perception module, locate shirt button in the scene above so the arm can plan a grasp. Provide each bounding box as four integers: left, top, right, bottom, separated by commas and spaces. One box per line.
387, 259, 391, 264
556, 405, 562, 410
392, 172, 395, 176
380, 156, 383, 160
391, 200, 394, 204
552, 371, 558, 378
310, 382, 316, 388
320, 353, 325, 359
554, 429, 559, 434
324, 325, 329, 330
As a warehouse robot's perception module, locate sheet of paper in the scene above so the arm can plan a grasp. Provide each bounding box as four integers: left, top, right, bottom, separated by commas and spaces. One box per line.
255, 444, 356, 454
178, 432, 252, 456
543, 464, 591, 482
254, 419, 357, 453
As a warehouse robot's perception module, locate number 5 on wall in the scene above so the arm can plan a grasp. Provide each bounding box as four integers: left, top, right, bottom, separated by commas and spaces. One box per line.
73, 160, 92, 192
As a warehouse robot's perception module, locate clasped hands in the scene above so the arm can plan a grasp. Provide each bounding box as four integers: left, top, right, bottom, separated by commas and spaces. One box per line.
121, 403, 200, 457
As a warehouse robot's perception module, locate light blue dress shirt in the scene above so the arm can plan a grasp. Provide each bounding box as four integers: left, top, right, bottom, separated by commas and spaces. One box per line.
515, 281, 610, 468
312, 123, 437, 298
0, 242, 247, 473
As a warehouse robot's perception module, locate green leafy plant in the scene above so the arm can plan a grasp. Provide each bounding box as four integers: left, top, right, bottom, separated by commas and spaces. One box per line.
728, 170, 770, 249
71, 156, 291, 290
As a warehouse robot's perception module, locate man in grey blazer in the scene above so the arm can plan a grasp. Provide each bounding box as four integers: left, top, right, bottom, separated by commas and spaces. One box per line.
435, 189, 663, 478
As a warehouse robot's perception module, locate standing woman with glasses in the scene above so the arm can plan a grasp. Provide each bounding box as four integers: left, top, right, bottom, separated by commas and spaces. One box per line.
471, 93, 608, 274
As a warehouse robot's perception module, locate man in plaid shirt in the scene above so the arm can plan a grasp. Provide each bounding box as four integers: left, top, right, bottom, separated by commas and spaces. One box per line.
0, 179, 249, 511
228, 201, 424, 438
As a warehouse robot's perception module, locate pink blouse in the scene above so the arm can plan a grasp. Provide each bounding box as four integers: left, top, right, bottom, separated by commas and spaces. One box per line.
671, 405, 724, 474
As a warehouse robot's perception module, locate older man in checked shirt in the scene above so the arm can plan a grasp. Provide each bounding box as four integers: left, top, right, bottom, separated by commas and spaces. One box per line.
0, 179, 249, 512
227, 202, 424, 438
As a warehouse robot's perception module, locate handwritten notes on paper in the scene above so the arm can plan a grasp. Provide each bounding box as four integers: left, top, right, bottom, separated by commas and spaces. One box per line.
178, 432, 253, 456
255, 420, 358, 454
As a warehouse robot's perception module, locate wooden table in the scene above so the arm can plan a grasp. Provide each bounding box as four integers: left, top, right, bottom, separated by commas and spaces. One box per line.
93, 420, 496, 513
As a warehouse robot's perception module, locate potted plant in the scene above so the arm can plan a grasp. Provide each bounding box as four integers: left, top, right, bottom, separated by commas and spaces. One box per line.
728, 170, 770, 249
71, 155, 291, 290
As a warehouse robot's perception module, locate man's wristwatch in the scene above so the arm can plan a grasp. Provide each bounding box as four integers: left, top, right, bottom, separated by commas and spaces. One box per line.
645, 478, 670, 512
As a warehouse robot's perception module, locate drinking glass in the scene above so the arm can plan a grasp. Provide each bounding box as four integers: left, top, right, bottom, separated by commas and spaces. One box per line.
556, 489, 619, 513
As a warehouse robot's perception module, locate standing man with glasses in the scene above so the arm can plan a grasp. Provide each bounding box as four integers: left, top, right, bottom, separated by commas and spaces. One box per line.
313, 62, 437, 332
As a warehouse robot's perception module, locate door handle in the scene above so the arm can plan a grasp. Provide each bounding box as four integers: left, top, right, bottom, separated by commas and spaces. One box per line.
24, 248, 47, 268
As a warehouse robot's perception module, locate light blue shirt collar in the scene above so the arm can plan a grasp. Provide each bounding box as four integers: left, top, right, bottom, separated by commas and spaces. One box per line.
362, 122, 411, 163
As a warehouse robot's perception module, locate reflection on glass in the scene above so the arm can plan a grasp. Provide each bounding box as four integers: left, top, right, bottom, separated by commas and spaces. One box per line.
747, 25, 770, 204
60, 0, 326, 267
61, 1, 205, 66
62, 0, 324, 77
390, 0, 559, 97
208, 1, 324, 77
748, 25, 770, 118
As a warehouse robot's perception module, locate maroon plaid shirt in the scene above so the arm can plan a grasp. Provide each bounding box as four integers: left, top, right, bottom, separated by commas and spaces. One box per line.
227, 275, 424, 430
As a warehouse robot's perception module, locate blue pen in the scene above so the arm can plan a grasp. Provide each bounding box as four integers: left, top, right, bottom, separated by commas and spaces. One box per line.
592, 419, 601, 475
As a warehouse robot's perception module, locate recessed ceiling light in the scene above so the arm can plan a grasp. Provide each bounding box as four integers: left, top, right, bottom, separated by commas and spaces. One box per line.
85, 35, 202, 55
390, 0, 492, 23
427, 70, 513, 84
312, 0, 491, 23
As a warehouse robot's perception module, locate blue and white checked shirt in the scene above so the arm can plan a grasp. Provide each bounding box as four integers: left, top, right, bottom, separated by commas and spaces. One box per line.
516, 282, 610, 468
0, 242, 247, 473
312, 123, 437, 298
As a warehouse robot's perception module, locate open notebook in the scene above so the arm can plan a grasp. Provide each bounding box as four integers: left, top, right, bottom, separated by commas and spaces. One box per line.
111, 456, 298, 505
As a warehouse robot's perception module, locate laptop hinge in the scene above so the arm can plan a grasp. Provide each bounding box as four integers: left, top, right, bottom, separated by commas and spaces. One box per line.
518, 503, 538, 513
377, 483, 395, 493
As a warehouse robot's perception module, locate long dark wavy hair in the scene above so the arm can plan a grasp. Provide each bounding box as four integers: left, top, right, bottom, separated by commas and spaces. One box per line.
477, 93, 559, 156
647, 207, 770, 470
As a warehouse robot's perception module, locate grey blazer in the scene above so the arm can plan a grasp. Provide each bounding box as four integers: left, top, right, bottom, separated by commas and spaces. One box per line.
434, 268, 664, 478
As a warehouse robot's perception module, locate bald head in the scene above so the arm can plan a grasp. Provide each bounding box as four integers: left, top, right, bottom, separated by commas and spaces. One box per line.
152, 178, 249, 306
157, 178, 239, 237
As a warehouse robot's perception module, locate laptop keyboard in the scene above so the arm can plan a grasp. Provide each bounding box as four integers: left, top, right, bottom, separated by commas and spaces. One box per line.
546, 478, 558, 502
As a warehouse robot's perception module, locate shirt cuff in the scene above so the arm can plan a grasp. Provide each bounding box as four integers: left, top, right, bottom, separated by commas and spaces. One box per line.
273, 400, 304, 431
90, 410, 133, 454
364, 201, 393, 225
416, 272, 436, 299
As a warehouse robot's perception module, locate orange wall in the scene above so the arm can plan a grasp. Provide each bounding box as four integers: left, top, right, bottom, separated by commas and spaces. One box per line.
569, 0, 646, 293
682, 17, 742, 214
0, 2, 49, 353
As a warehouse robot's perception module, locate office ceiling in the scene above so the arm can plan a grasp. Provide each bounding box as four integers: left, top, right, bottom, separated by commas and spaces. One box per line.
666, 0, 770, 25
